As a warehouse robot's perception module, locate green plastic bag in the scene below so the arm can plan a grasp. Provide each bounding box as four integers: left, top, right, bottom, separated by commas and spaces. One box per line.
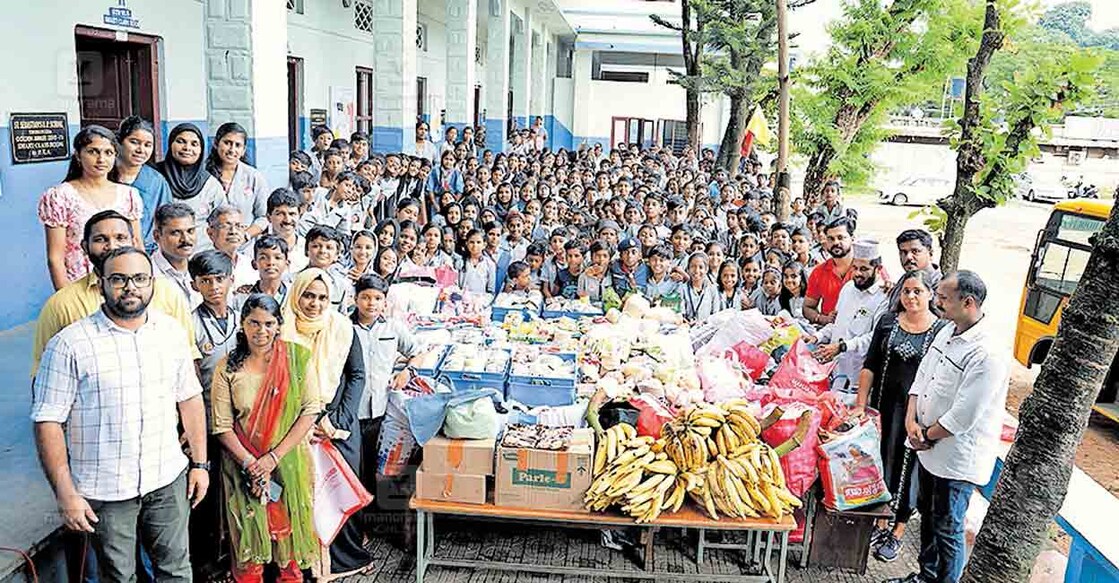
443, 392, 500, 439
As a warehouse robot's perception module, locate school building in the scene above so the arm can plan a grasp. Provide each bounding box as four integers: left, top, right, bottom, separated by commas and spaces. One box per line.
0, 0, 838, 330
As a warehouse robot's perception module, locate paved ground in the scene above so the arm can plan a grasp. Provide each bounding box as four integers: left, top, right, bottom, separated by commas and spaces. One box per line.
341, 516, 922, 582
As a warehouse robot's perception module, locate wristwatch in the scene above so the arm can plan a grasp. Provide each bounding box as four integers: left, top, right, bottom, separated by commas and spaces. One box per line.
189, 461, 211, 471
921, 426, 935, 445
838, 340, 847, 353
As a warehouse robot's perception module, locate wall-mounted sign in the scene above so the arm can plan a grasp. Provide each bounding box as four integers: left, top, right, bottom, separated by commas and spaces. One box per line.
309, 108, 328, 127
103, 0, 140, 29
9, 113, 70, 164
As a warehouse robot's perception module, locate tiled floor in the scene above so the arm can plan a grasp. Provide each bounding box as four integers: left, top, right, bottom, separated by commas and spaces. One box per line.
346, 516, 922, 583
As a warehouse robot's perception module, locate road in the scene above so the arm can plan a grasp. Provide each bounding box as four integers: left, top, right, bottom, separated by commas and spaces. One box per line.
853, 197, 1119, 496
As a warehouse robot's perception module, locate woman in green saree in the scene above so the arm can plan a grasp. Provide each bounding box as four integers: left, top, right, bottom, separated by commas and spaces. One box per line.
211, 294, 320, 582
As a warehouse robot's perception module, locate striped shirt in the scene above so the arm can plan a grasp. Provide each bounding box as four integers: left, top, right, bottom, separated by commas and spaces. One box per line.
31, 309, 202, 501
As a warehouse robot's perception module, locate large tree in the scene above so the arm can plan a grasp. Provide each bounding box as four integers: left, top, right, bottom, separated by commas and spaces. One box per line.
791, 0, 978, 201
652, 0, 709, 149
937, 0, 1101, 273
963, 202, 1119, 582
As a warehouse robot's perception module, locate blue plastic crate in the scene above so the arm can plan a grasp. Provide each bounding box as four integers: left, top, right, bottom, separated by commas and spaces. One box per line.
491, 304, 541, 323
540, 305, 604, 320
506, 352, 578, 388
505, 382, 577, 407
413, 344, 449, 378
437, 347, 511, 392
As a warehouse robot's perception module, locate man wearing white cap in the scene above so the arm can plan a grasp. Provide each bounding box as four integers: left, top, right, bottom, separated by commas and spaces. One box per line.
806, 238, 889, 404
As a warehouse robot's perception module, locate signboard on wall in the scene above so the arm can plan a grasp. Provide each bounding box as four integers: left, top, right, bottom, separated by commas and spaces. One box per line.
329, 87, 355, 138
103, 0, 140, 29
9, 113, 70, 164
309, 108, 328, 128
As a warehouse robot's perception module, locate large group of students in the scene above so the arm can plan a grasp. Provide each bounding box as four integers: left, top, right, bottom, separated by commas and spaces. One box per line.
30, 112, 1006, 583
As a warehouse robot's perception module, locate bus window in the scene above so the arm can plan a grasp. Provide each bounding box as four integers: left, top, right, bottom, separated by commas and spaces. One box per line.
1036, 242, 1091, 295
1055, 213, 1104, 246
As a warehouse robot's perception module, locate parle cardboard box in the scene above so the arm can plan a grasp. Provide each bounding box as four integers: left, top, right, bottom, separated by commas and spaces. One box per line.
416, 470, 487, 505
494, 428, 593, 512
421, 435, 496, 476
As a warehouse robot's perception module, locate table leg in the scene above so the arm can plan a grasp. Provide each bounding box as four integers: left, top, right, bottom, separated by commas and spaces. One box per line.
696, 527, 705, 564
778, 531, 789, 583
426, 511, 434, 557
764, 531, 773, 577
416, 509, 426, 583
643, 527, 656, 571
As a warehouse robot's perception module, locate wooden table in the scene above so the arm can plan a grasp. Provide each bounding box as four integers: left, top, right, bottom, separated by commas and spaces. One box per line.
411, 496, 797, 582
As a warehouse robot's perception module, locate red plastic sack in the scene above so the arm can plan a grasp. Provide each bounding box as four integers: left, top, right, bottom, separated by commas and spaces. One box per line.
310, 439, 374, 545
629, 394, 676, 439
817, 419, 892, 511
762, 387, 849, 432
768, 339, 835, 394
727, 341, 772, 381
434, 265, 458, 288
760, 403, 822, 499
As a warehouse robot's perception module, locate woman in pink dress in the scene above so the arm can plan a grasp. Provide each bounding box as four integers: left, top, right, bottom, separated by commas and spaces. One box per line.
38, 125, 142, 289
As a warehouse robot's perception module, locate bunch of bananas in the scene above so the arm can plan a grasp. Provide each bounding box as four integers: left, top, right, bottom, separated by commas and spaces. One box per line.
586, 423, 689, 523
661, 401, 763, 472
687, 443, 802, 520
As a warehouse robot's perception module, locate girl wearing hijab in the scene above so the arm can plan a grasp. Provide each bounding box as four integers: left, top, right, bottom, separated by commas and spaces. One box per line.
112, 116, 172, 253
38, 125, 143, 289
156, 123, 226, 250
280, 269, 372, 579
206, 122, 271, 239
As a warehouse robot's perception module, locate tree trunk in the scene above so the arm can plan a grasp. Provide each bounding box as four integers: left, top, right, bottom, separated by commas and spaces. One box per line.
715, 93, 747, 175
686, 89, 702, 150
940, 0, 1004, 273
963, 204, 1119, 583
801, 145, 834, 203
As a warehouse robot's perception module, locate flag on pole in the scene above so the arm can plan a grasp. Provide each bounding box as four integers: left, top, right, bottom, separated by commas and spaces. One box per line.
740, 105, 772, 157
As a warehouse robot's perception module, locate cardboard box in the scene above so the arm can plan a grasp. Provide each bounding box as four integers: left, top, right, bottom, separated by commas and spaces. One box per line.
422, 436, 496, 476
495, 428, 593, 512
416, 470, 487, 505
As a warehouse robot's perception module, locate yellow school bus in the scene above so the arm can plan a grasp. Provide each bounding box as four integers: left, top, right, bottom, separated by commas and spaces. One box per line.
1014, 198, 1118, 422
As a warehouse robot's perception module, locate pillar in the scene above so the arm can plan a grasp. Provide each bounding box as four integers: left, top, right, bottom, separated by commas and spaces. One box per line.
372, 0, 419, 153
445, 0, 477, 128
510, 8, 532, 131
529, 28, 545, 124
484, 0, 511, 152
571, 48, 594, 147
205, 0, 289, 187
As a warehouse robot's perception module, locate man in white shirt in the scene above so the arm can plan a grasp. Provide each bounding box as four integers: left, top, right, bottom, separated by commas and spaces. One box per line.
888, 271, 1010, 583
809, 238, 888, 405
152, 202, 203, 308
32, 246, 209, 582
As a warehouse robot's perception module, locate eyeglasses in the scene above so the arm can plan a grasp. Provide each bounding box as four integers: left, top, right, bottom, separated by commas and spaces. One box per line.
105, 273, 154, 289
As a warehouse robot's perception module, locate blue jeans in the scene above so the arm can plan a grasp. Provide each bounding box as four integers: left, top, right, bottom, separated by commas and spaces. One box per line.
917, 463, 974, 583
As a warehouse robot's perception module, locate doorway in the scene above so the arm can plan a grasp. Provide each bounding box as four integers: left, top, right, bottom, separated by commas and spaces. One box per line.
473, 85, 482, 128
610, 116, 654, 149
74, 26, 161, 152
287, 56, 304, 151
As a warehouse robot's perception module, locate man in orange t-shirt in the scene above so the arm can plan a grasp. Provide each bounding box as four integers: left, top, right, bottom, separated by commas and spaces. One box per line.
804, 217, 855, 326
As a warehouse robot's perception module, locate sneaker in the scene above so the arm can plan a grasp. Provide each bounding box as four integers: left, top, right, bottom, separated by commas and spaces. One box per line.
600, 529, 625, 551
875, 532, 902, 563
870, 526, 889, 549
882, 573, 924, 583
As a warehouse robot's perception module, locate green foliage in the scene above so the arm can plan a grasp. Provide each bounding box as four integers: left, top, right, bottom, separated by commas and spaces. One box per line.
908, 205, 948, 235
790, 0, 981, 191
1037, 0, 1092, 43
702, 0, 777, 98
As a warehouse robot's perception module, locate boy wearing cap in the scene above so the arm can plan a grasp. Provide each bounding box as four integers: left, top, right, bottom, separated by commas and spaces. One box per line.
609, 238, 651, 297
805, 238, 889, 405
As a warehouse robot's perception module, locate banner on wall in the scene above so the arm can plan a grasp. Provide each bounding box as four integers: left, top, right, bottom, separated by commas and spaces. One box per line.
329, 86, 356, 138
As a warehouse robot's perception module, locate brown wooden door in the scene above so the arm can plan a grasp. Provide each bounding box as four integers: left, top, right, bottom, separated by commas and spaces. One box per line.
288, 56, 304, 151
356, 66, 373, 135
74, 27, 161, 152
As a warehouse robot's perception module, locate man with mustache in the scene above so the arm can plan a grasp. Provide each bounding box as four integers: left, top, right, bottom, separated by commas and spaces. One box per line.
806, 238, 889, 405
803, 216, 857, 326
890, 229, 943, 312
31, 210, 198, 375
32, 246, 209, 583
152, 202, 202, 308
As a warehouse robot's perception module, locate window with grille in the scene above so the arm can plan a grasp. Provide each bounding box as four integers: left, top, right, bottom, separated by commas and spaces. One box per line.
354, 1, 373, 34
417, 23, 428, 52
287, 0, 303, 13
356, 67, 374, 135
661, 120, 689, 154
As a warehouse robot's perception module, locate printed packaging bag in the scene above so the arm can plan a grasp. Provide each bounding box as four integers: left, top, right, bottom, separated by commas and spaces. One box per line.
817, 418, 892, 511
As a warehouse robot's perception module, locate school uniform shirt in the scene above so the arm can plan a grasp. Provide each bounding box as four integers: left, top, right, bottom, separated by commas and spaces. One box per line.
425, 167, 464, 197
424, 250, 457, 269
714, 288, 749, 313
681, 282, 718, 322
577, 270, 612, 303
487, 249, 512, 294
541, 256, 566, 291
234, 280, 289, 308
407, 140, 438, 163
645, 276, 683, 311
153, 249, 203, 309
458, 256, 497, 294
174, 177, 227, 252
815, 280, 888, 399
191, 299, 241, 418
815, 201, 847, 225
221, 161, 270, 232
787, 212, 807, 230
749, 288, 782, 316
354, 317, 420, 419
231, 252, 260, 288
609, 261, 651, 297
909, 316, 1010, 484
303, 192, 361, 241
323, 263, 356, 314
305, 147, 325, 181
502, 238, 529, 263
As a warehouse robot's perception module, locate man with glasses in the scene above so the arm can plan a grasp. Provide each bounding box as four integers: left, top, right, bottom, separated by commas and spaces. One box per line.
33, 246, 209, 583
31, 210, 198, 375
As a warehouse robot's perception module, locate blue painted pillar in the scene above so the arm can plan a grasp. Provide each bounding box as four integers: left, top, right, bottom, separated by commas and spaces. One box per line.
484, 0, 510, 153
445, 0, 477, 129
373, 0, 419, 153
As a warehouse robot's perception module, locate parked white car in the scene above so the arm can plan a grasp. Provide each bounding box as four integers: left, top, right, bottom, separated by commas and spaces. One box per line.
876, 176, 954, 206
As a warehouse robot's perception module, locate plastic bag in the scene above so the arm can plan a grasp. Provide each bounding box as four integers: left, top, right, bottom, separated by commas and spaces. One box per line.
817, 419, 892, 511
311, 439, 374, 545
444, 392, 500, 439
696, 354, 751, 403
695, 309, 774, 356
434, 265, 458, 288
598, 400, 640, 430
377, 390, 421, 477
768, 339, 835, 394
758, 323, 804, 355
728, 341, 773, 380
629, 394, 675, 439
760, 403, 821, 499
